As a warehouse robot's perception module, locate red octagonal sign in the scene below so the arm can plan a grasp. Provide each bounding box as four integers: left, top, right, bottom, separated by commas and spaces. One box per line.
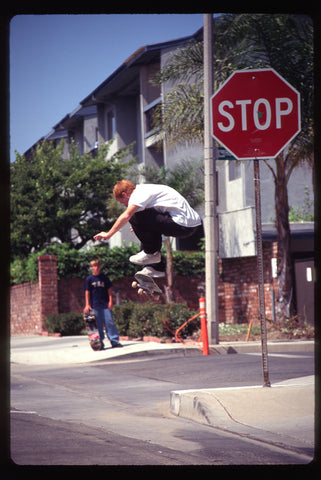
211, 68, 301, 159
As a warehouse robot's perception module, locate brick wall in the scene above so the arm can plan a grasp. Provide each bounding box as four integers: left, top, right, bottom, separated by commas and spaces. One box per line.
10, 255, 59, 335
10, 282, 41, 334
11, 245, 278, 335
57, 275, 205, 312
219, 242, 277, 323
58, 278, 84, 313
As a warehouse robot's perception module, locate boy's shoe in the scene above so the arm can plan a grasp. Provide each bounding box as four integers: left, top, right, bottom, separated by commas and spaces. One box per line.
129, 250, 161, 265
137, 266, 165, 278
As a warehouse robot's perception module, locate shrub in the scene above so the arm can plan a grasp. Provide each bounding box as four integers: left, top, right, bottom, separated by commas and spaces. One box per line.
127, 302, 165, 339
171, 250, 205, 275
113, 302, 135, 336
46, 312, 85, 336
10, 242, 140, 285
10, 241, 205, 286
157, 303, 199, 337
113, 302, 199, 340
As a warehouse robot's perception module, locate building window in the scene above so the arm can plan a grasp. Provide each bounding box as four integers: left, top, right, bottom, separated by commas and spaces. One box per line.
106, 110, 116, 140
145, 105, 157, 134
144, 96, 161, 138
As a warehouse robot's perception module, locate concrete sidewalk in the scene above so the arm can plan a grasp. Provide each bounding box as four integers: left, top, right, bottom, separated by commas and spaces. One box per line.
170, 375, 315, 457
10, 335, 201, 365
10, 334, 314, 365
10, 335, 315, 460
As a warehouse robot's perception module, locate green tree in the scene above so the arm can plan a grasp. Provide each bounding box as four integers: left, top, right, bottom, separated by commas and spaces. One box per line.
154, 13, 313, 321
11, 140, 133, 259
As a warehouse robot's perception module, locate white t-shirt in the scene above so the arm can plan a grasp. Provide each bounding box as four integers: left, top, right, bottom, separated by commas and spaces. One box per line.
128, 184, 201, 228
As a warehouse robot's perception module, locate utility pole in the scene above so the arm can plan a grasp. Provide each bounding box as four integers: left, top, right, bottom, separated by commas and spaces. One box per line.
203, 14, 219, 344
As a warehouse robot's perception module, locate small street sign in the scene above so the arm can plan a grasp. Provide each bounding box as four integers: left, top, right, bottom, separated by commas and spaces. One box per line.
217, 146, 237, 161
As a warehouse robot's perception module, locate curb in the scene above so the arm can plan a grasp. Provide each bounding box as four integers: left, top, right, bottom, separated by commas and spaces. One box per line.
99, 339, 314, 363
170, 378, 315, 458
210, 339, 314, 355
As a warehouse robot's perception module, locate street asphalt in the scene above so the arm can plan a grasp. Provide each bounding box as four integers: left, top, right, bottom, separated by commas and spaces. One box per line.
10, 334, 316, 464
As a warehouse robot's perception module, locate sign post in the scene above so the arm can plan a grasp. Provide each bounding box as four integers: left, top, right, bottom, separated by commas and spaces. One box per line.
210, 69, 301, 386
253, 158, 270, 387
203, 14, 219, 345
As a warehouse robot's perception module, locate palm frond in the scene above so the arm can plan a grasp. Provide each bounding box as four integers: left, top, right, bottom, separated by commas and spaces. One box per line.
154, 83, 204, 145
155, 13, 313, 151
155, 41, 203, 84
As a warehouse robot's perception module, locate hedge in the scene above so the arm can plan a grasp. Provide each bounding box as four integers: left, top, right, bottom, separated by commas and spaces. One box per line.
11, 242, 205, 285
114, 302, 199, 340
45, 302, 199, 339
45, 312, 85, 336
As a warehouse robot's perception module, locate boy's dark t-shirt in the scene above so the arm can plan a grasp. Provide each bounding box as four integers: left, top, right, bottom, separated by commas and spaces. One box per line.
84, 273, 113, 309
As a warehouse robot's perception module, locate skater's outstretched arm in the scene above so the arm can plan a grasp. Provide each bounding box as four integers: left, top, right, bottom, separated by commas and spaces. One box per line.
94, 204, 139, 242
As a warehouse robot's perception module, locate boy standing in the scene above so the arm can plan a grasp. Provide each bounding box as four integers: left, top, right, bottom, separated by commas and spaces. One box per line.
84, 259, 121, 349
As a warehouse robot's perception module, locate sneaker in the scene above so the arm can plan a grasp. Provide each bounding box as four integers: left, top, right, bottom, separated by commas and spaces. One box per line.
137, 266, 165, 278
112, 343, 123, 348
129, 250, 161, 265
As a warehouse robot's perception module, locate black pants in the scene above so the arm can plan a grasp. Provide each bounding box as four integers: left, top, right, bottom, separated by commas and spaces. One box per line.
129, 208, 200, 271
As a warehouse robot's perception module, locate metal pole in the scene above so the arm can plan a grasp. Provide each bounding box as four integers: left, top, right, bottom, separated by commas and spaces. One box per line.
203, 14, 219, 344
253, 158, 271, 387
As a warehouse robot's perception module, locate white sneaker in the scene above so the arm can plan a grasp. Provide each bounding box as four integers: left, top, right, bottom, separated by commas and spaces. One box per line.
137, 266, 166, 278
129, 250, 161, 265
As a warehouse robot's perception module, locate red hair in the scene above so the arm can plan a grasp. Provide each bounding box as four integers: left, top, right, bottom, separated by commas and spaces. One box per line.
113, 180, 136, 200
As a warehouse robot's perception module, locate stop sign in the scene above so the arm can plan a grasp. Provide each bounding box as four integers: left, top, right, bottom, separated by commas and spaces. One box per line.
211, 68, 301, 159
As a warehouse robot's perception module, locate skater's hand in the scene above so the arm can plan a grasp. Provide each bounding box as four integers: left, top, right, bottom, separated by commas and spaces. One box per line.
83, 305, 91, 314
93, 231, 110, 241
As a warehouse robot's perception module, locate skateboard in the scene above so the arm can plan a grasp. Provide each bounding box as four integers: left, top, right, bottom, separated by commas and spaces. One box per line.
83, 309, 102, 351
132, 272, 162, 299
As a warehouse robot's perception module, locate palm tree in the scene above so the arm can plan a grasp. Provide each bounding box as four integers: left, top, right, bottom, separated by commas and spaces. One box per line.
155, 13, 313, 321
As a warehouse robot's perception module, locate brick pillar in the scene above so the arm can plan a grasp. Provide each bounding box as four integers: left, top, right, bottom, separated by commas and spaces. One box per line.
37, 255, 59, 331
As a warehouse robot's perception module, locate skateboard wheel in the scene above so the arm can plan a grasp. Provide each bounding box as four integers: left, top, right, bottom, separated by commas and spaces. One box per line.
138, 288, 144, 295
132, 281, 138, 288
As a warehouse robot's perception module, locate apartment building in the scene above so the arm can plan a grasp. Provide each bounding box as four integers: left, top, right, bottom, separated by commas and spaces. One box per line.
22, 25, 314, 323
24, 27, 314, 259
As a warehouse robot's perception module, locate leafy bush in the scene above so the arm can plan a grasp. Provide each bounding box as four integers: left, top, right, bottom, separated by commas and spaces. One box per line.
113, 302, 199, 340
44, 303, 198, 339
46, 312, 85, 336
96, 243, 140, 280
113, 302, 136, 336
171, 250, 205, 275
10, 241, 205, 285
127, 302, 165, 338
10, 258, 29, 285
10, 242, 140, 285
159, 303, 199, 337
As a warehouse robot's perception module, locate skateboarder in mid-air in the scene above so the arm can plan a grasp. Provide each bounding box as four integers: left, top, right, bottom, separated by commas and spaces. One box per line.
93, 180, 202, 277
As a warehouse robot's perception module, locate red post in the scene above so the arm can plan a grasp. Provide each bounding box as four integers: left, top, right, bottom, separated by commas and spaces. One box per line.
37, 255, 59, 331
199, 297, 209, 355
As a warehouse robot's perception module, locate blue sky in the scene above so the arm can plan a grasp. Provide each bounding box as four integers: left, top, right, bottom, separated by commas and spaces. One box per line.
10, 14, 204, 162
